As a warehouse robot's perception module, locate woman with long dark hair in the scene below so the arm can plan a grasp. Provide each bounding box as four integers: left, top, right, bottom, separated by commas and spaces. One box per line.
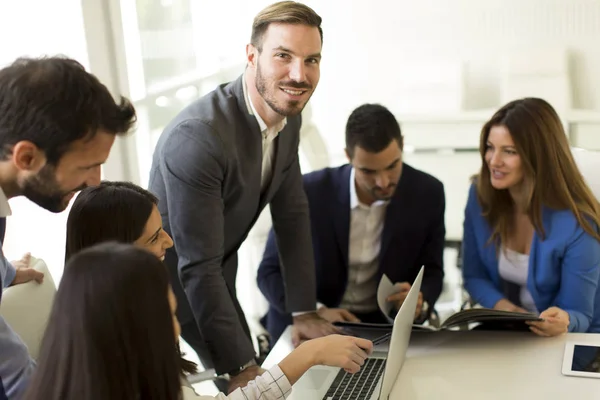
64, 181, 199, 379
25, 243, 372, 400
462, 97, 600, 335
65, 181, 173, 262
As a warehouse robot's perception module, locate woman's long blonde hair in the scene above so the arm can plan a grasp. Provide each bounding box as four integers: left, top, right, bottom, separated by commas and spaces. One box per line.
476, 97, 600, 246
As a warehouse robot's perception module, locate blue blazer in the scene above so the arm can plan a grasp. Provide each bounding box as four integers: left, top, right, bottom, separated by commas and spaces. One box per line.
257, 164, 446, 342
462, 184, 600, 333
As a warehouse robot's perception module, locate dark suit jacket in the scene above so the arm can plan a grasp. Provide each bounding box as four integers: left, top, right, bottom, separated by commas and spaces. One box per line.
257, 163, 446, 342
0, 380, 6, 400
0, 217, 5, 243
148, 75, 316, 374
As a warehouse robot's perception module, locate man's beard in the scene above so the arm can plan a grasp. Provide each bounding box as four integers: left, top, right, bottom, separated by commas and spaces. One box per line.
255, 61, 312, 117
21, 165, 86, 213
370, 184, 396, 201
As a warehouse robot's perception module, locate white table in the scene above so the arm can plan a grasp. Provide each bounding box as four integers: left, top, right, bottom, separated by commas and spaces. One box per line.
263, 327, 600, 399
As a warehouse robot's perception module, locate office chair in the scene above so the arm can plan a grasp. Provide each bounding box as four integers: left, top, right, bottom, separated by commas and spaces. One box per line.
0, 256, 56, 360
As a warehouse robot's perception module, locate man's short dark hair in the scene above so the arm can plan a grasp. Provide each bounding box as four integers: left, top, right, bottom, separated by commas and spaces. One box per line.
345, 103, 403, 158
0, 56, 136, 164
250, 1, 323, 52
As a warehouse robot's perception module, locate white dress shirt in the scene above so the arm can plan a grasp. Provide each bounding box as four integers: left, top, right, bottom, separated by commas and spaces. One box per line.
339, 168, 389, 313
242, 75, 315, 318
184, 365, 292, 400
242, 74, 286, 192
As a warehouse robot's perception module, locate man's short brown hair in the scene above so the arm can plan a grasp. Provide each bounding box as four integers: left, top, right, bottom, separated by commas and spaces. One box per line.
251, 1, 323, 51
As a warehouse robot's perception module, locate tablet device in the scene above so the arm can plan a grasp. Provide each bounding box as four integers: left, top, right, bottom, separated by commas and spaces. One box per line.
562, 342, 600, 378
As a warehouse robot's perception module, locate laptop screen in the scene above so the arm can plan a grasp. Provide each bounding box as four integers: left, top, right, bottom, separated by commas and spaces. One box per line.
377, 266, 424, 399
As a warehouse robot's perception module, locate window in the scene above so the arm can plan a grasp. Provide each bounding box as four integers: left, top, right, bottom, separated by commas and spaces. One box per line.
115, 0, 273, 185
0, 0, 89, 284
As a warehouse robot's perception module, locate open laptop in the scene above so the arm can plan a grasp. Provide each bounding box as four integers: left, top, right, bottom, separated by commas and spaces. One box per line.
288, 266, 424, 400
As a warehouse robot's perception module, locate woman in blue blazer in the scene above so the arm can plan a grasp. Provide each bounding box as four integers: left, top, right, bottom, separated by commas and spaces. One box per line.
462, 97, 600, 335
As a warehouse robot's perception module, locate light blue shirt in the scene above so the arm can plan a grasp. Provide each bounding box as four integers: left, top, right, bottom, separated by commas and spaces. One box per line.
0, 188, 36, 399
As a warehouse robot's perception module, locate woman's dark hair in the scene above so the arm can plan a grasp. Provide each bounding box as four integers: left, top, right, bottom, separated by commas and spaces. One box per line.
64, 181, 197, 375
0, 56, 136, 164
65, 181, 157, 261
24, 243, 181, 400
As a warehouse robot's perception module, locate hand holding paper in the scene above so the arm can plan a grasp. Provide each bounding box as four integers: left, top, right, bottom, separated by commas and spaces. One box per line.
376, 274, 397, 323
387, 282, 411, 305
345, 273, 543, 332
377, 275, 422, 322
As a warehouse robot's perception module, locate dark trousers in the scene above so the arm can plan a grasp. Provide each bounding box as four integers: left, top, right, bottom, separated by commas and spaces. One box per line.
180, 320, 216, 371
177, 295, 253, 372
180, 320, 230, 393
178, 283, 253, 394
167, 250, 254, 393
0, 379, 7, 400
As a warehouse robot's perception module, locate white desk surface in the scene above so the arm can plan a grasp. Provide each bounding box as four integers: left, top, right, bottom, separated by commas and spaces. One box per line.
263, 327, 600, 399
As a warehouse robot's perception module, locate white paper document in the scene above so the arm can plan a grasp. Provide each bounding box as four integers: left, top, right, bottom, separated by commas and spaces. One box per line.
376, 273, 401, 323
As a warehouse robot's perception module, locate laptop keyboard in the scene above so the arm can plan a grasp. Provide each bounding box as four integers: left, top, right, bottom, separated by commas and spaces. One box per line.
322, 358, 386, 400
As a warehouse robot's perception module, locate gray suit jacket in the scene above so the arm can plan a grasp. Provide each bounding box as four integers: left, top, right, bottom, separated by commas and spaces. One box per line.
148, 75, 316, 374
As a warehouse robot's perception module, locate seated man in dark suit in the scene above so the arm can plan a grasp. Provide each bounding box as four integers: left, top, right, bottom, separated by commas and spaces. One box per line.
257, 103, 446, 342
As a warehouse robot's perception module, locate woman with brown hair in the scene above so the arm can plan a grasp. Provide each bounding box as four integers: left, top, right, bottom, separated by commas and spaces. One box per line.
462, 97, 600, 336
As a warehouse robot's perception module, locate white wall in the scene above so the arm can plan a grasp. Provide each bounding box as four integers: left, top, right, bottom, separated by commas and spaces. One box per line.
303, 0, 600, 157
0, 0, 88, 68
0, 0, 89, 283
285, 0, 600, 242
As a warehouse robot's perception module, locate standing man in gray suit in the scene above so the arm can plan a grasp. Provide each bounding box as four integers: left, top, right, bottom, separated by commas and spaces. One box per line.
148, 1, 337, 392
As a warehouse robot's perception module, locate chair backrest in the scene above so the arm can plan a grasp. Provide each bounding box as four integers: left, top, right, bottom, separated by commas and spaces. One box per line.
572, 148, 600, 200
0, 256, 56, 359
